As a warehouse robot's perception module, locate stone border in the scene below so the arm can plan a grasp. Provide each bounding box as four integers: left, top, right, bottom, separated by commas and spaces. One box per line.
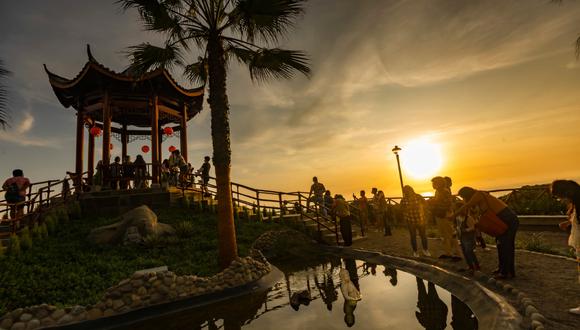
322, 246, 522, 330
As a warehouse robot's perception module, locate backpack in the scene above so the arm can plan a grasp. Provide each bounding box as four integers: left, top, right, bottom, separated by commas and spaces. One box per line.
5, 182, 21, 203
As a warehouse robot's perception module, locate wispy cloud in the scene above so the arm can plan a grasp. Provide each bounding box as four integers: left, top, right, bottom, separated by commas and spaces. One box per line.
0, 113, 59, 147
16, 113, 34, 134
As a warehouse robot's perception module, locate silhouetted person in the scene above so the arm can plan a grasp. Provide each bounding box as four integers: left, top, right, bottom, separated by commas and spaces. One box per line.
353, 190, 369, 232
415, 278, 448, 330
197, 156, 211, 196
121, 155, 134, 190
363, 262, 377, 276
133, 155, 147, 189
383, 266, 398, 286
110, 156, 122, 190
401, 185, 430, 257
451, 295, 478, 329
308, 176, 326, 214
334, 195, 352, 246
3, 169, 30, 220
315, 273, 338, 311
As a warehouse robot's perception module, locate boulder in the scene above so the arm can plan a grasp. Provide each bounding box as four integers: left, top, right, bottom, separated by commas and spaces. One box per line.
88, 205, 175, 245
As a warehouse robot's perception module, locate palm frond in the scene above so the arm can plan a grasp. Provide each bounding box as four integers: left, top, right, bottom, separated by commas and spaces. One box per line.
183, 57, 209, 85
227, 46, 310, 82
0, 59, 11, 129
229, 0, 306, 43
125, 42, 185, 75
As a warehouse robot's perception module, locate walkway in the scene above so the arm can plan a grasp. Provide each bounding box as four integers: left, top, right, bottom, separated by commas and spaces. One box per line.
352, 227, 579, 330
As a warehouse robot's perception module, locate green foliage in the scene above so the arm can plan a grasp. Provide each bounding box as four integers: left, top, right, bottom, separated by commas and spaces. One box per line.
180, 196, 190, 209
516, 233, 559, 255
499, 185, 566, 215
174, 221, 195, 238
8, 234, 21, 256
0, 206, 285, 314
57, 207, 69, 223
20, 227, 32, 251
68, 202, 82, 220
32, 223, 42, 240
40, 223, 49, 239
45, 216, 57, 234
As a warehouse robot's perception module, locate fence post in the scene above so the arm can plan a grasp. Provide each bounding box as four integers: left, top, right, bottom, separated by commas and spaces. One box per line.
278, 193, 283, 216
256, 191, 261, 221
298, 194, 303, 221
236, 185, 240, 209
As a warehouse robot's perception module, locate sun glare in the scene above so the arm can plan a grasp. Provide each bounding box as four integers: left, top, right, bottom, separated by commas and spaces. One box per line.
400, 138, 443, 180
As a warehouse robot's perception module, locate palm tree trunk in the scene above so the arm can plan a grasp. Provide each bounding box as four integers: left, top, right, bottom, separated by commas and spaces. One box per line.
207, 35, 238, 269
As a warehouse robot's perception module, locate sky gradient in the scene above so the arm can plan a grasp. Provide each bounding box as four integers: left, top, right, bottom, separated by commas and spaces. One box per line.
1, 0, 580, 197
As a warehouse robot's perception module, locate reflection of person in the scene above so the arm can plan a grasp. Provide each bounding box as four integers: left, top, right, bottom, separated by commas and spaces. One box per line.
363, 262, 377, 276
315, 273, 338, 311
415, 278, 448, 330
343, 299, 357, 327
343, 258, 360, 291
455, 186, 519, 279
550, 179, 580, 315
383, 266, 398, 286
451, 295, 478, 329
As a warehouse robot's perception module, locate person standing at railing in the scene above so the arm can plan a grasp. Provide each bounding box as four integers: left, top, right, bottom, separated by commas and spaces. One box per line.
550, 179, 580, 315
110, 156, 122, 190
430, 176, 462, 261
401, 185, 430, 257
160, 159, 170, 188
169, 149, 186, 186
197, 156, 211, 197
133, 155, 147, 189
333, 194, 352, 246
324, 190, 334, 219
2, 169, 30, 221
352, 190, 369, 233
121, 156, 134, 190
308, 176, 326, 215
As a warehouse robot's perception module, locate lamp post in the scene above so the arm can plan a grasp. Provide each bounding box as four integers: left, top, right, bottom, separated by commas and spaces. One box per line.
392, 145, 404, 195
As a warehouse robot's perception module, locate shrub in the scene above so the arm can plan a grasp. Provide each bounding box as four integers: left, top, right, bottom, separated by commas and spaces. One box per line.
57, 207, 69, 223
20, 227, 33, 251
174, 221, 195, 238
68, 202, 82, 220
180, 197, 190, 209
520, 233, 558, 255
40, 223, 49, 239
143, 234, 163, 248
8, 234, 21, 256
0, 244, 5, 258
32, 223, 42, 240
45, 216, 57, 234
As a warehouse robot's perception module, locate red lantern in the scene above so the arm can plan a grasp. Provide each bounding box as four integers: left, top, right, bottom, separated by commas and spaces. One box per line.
141, 145, 150, 153
163, 127, 174, 136
168, 145, 176, 153
109, 143, 113, 150
90, 127, 102, 137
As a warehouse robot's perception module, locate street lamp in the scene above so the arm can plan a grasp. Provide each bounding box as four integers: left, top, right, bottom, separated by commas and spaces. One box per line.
392, 145, 404, 195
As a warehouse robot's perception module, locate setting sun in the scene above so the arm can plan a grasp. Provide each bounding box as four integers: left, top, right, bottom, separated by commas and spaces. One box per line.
400, 138, 443, 180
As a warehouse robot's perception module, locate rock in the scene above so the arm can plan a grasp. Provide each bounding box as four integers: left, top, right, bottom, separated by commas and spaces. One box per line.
88, 205, 175, 245
26, 319, 40, 329
57, 314, 74, 325
86, 309, 103, 320
149, 293, 164, 304
119, 284, 133, 293
525, 305, 539, 317
112, 299, 125, 310
136, 286, 147, 296
50, 309, 65, 321
521, 298, 533, 306
10, 322, 26, 330
502, 284, 514, 293
531, 320, 543, 329
12, 309, 23, 320
0, 318, 12, 329
157, 285, 169, 295
132, 280, 144, 288
531, 313, 546, 323
70, 306, 85, 316
19, 313, 32, 322
34, 308, 48, 320
103, 309, 115, 317
487, 278, 496, 286
39, 317, 55, 327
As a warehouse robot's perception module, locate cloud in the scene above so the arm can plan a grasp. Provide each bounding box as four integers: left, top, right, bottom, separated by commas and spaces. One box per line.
0, 113, 58, 147
16, 113, 34, 134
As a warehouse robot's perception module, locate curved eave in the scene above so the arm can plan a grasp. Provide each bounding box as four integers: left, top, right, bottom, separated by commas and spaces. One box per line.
44, 45, 204, 99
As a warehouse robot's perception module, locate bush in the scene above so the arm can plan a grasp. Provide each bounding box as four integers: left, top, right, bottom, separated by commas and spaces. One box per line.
142, 234, 163, 248
519, 233, 558, 255
32, 223, 42, 240
8, 234, 21, 256
20, 227, 33, 251
174, 221, 195, 238
0, 244, 5, 258
40, 223, 49, 239
45, 216, 57, 234
68, 202, 82, 220
57, 207, 69, 223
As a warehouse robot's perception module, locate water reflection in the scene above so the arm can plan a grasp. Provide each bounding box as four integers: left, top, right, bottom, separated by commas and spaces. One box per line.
126, 258, 477, 330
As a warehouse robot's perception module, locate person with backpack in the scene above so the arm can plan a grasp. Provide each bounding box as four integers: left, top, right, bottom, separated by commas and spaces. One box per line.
2, 169, 31, 220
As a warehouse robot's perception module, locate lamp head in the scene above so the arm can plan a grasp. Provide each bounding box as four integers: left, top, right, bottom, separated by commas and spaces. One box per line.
392, 145, 402, 154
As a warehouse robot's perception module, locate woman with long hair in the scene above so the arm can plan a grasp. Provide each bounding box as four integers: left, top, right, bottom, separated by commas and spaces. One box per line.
430, 176, 461, 261
455, 186, 519, 279
551, 179, 580, 315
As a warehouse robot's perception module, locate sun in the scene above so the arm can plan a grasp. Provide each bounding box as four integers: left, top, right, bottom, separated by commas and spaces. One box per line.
400, 138, 443, 180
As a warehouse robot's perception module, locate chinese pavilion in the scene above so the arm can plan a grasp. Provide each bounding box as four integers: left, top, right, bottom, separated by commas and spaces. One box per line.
44, 45, 204, 185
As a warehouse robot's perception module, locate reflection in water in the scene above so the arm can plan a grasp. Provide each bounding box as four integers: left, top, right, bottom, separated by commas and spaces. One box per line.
416, 277, 448, 330
124, 259, 477, 330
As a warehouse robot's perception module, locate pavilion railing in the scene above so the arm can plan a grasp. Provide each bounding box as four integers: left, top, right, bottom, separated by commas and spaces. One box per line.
0, 173, 86, 237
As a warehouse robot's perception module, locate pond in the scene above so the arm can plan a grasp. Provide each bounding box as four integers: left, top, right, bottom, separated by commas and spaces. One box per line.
126, 257, 478, 329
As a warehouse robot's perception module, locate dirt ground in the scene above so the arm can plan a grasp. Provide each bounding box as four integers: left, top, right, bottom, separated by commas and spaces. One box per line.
351, 227, 580, 330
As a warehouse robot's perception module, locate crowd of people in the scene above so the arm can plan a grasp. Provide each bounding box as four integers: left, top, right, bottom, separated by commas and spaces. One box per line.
306, 176, 580, 314
90, 150, 211, 194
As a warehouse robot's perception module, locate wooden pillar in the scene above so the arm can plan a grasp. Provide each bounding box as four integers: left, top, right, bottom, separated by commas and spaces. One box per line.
88, 127, 95, 183
102, 91, 112, 168
180, 104, 188, 162
121, 123, 128, 161
151, 94, 160, 184
74, 109, 84, 186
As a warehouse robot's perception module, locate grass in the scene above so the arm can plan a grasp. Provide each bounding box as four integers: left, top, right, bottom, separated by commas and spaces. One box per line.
482, 232, 572, 257
0, 206, 286, 315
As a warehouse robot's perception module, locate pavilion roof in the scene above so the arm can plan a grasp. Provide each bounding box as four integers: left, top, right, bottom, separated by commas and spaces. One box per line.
44, 45, 205, 127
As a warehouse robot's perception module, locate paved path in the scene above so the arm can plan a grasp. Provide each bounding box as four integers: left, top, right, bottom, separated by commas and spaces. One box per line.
351, 227, 580, 330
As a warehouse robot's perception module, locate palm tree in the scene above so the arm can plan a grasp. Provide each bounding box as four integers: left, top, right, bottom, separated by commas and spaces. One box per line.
119, 0, 311, 269
551, 0, 580, 57
0, 59, 10, 129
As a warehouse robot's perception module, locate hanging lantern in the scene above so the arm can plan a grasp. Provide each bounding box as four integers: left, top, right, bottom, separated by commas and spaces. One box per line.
163, 127, 174, 136
90, 126, 102, 137
168, 145, 176, 153
141, 145, 150, 153
109, 143, 113, 150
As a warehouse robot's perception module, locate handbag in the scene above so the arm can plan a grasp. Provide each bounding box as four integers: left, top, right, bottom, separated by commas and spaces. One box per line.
475, 193, 508, 237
